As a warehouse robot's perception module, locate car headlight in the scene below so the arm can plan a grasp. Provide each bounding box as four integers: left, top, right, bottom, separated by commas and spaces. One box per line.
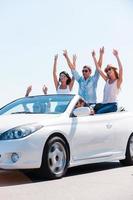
0, 123, 43, 140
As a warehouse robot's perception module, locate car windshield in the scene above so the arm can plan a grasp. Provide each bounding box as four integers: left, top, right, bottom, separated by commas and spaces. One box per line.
0, 94, 74, 115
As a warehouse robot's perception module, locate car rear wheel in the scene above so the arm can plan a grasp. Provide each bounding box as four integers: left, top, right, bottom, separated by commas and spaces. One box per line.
40, 136, 69, 179
120, 133, 133, 166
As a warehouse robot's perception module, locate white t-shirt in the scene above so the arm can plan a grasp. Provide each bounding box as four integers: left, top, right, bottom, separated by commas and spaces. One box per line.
56, 85, 71, 108
56, 85, 71, 94
103, 80, 119, 103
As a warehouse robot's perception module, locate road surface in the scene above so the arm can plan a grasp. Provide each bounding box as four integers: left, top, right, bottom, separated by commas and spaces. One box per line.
0, 162, 133, 200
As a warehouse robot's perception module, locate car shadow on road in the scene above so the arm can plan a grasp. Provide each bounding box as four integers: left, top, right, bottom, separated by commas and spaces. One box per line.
66, 161, 122, 177
0, 162, 128, 186
25, 161, 124, 182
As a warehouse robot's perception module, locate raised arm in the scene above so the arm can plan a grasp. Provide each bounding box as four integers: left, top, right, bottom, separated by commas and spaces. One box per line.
63, 50, 81, 82
72, 54, 77, 68
98, 46, 104, 67
25, 85, 32, 97
68, 54, 77, 90
23, 85, 32, 112
42, 84, 48, 95
53, 54, 59, 90
63, 50, 75, 70
92, 50, 107, 81
113, 49, 123, 88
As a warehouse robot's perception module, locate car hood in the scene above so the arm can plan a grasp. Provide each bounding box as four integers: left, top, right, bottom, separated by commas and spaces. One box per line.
0, 114, 61, 132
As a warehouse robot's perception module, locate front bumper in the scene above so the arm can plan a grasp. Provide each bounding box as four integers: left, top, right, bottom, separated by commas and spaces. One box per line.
0, 130, 47, 169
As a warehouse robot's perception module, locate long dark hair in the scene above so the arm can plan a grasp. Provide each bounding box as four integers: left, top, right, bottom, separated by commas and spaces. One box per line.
59, 71, 72, 85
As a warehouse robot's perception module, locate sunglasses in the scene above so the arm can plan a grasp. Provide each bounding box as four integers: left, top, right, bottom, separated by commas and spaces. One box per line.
60, 74, 67, 78
82, 69, 89, 73
106, 68, 112, 73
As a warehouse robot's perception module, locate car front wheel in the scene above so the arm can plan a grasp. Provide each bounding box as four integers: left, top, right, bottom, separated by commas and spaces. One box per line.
120, 133, 133, 166
40, 136, 69, 179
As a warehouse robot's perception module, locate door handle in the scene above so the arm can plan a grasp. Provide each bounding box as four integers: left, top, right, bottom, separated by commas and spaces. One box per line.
106, 123, 112, 129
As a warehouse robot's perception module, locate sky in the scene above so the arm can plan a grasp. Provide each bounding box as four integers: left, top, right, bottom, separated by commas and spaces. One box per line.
0, 0, 133, 110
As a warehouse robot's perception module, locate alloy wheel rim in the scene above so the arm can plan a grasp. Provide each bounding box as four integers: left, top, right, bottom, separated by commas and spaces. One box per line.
48, 142, 67, 175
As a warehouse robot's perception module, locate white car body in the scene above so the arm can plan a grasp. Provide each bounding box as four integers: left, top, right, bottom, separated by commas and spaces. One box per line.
0, 94, 133, 178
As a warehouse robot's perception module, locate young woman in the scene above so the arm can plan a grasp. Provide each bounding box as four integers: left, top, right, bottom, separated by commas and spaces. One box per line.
92, 49, 123, 114
53, 54, 76, 94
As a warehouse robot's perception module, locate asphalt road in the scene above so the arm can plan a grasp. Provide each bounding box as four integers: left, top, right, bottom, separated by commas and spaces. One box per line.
0, 162, 133, 200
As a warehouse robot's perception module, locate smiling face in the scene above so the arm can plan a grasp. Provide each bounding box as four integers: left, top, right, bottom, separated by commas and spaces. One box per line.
82, 66, 92, 80
59, 73, 68, 83
105, 65, 118, 80
59, 71, 71, 85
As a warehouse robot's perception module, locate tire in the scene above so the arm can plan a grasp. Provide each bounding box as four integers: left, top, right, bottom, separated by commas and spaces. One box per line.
120, 133, 133, 166
40, 136, 69, 179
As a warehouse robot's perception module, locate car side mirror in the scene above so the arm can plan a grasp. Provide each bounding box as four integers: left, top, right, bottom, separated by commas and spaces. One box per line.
73, 107, 91, 117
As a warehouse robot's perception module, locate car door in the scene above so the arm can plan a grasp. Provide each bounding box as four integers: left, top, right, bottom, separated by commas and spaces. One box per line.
69, 113, 116, 162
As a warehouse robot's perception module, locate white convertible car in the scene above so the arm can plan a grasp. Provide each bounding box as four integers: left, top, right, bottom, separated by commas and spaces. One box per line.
0, 94, 133, 179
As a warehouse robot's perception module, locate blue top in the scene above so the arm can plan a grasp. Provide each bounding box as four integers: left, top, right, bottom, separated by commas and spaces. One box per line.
71, 69, 100, 103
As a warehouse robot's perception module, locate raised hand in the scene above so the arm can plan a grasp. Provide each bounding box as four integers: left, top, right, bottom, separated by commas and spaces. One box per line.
25, 85, 32, 97
63, 49, 68, 57
100, 46, 104, 54
92, 50, 96, 57
42, 84, 48, 95
54, 54, 58, 61
113, 49, 118, 57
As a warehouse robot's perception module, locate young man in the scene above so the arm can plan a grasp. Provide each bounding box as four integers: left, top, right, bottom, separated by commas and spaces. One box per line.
63, 48, 104, 104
